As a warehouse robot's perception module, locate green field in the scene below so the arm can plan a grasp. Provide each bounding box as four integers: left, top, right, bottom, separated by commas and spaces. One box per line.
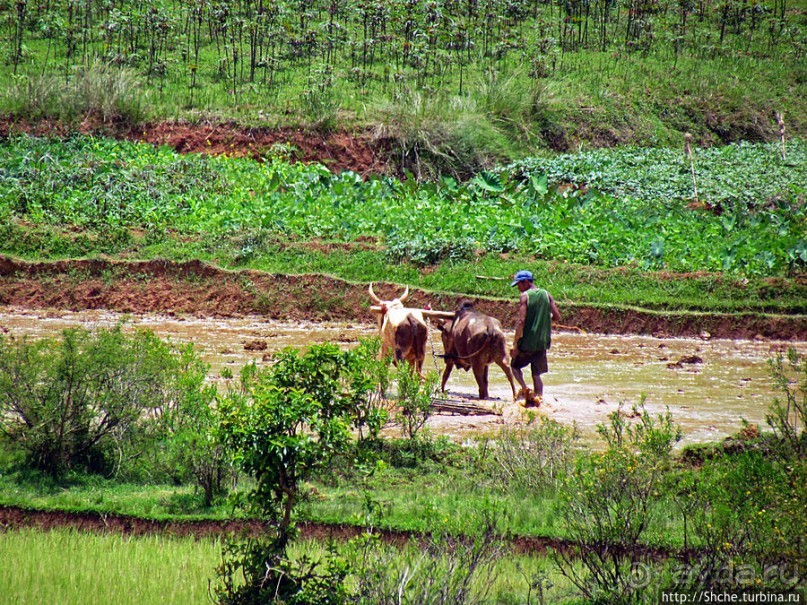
0, 527, 579, 605
0, 529, 221, 605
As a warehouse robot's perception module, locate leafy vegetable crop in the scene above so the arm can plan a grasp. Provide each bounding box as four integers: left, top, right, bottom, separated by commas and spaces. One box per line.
1, 135, 804, 276
507, 142, 806, 209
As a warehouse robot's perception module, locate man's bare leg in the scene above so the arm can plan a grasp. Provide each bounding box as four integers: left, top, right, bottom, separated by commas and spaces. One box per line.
533, 374, 544, 397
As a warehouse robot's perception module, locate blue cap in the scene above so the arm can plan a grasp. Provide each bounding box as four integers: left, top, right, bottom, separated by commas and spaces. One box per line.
511, 270, 533, 286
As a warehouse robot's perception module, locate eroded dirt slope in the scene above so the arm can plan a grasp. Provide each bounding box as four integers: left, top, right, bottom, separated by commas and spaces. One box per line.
0, 505, 676, 560
0, 118, 388, 176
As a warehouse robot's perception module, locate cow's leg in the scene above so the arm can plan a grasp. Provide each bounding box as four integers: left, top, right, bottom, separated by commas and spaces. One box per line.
408, 317, 428, 380
405, 353, 424, 379
379, 323, 393, 362
494, 356, 518, 401
441, 360, 455, 392
472, 362, 489, 399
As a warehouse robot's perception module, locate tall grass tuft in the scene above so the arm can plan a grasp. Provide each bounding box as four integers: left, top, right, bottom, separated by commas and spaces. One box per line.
474, 69, 546, 147
4, 61, 146, 126
372, 87, 515, 179
476, 417, 580, 493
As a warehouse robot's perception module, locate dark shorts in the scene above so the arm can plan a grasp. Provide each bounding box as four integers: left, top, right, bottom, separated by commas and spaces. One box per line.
511, 349, 548, 375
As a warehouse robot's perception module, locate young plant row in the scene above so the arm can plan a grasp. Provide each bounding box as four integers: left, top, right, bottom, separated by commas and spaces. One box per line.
1, 134, 804, 276
0, 528, 567, 605
3, 0, 799, 103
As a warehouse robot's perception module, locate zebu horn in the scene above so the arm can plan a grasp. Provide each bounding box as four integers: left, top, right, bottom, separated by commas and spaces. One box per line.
398, 285, 410, 303
368, 283, 381, 304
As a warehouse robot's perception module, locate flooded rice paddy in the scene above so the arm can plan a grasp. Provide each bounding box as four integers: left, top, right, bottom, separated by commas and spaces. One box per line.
2, 307, 804, 447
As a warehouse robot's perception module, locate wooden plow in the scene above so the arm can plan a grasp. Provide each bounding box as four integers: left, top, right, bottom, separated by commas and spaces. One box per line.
556, 323, 586, 334
369, 305, 455, 320
431, 397, 503, 416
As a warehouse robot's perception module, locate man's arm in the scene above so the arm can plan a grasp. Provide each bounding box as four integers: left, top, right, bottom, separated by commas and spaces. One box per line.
513, 291, 528, 350
549, 294, 561, 322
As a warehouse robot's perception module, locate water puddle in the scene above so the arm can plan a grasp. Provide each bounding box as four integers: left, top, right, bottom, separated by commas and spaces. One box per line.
1, 307, 803, 447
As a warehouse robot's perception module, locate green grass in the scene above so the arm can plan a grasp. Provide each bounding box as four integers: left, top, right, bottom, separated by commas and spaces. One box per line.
0, 471, 237, 521
0, 528, 575, 605
302, 468, 568, 539
0, 454, 689, 551
0, 528, 221, 605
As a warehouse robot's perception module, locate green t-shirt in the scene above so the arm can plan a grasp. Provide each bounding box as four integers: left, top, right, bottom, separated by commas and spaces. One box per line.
518, 288, 552, 351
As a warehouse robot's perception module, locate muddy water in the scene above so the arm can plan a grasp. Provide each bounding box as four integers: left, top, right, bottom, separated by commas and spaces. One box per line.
2, 307, 803, 447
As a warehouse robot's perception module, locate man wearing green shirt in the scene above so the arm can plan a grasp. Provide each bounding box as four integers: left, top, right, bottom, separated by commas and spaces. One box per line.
510, 270, 561, 406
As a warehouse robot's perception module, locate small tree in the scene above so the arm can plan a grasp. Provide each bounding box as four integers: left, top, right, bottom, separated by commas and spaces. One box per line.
396, 367, 437, 441
215, 342, 386, 605
155, 348, 235, 506
342, 337, 391, 443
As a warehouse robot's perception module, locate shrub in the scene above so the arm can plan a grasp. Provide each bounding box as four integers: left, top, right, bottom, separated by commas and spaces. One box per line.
151, 358, 235, 506
373, 89, 512, 179
679, 450, 805, 592
363, 434, 463, 469
385, 233, 477, 267
348, 504, 505, 605
300, 73, 341, 133
670, 352, 807, 592
476, 417, 579, 492
554, 401, 681, 604
766, 347, 807, 458
0, 326, 205, 478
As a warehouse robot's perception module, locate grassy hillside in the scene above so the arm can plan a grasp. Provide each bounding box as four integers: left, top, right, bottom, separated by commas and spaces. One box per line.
1, 0, 804, 174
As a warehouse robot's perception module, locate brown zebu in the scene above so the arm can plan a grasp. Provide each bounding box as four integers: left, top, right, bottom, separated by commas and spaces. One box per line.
437, 301, 517, 400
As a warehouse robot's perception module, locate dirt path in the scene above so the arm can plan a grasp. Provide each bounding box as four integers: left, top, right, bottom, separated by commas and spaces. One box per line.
1, 256, 805, 340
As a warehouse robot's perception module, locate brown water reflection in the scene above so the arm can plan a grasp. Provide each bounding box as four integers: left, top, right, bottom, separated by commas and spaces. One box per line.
2, 307, 803, 447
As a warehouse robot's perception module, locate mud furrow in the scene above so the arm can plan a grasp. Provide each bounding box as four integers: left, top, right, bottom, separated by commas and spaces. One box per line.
0, 504, 679, 562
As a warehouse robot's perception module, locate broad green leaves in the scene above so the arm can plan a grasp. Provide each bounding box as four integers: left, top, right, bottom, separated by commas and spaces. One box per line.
1, 135, 804, 276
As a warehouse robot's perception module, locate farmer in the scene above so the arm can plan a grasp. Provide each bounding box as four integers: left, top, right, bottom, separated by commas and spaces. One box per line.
509, 270, 561, 407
